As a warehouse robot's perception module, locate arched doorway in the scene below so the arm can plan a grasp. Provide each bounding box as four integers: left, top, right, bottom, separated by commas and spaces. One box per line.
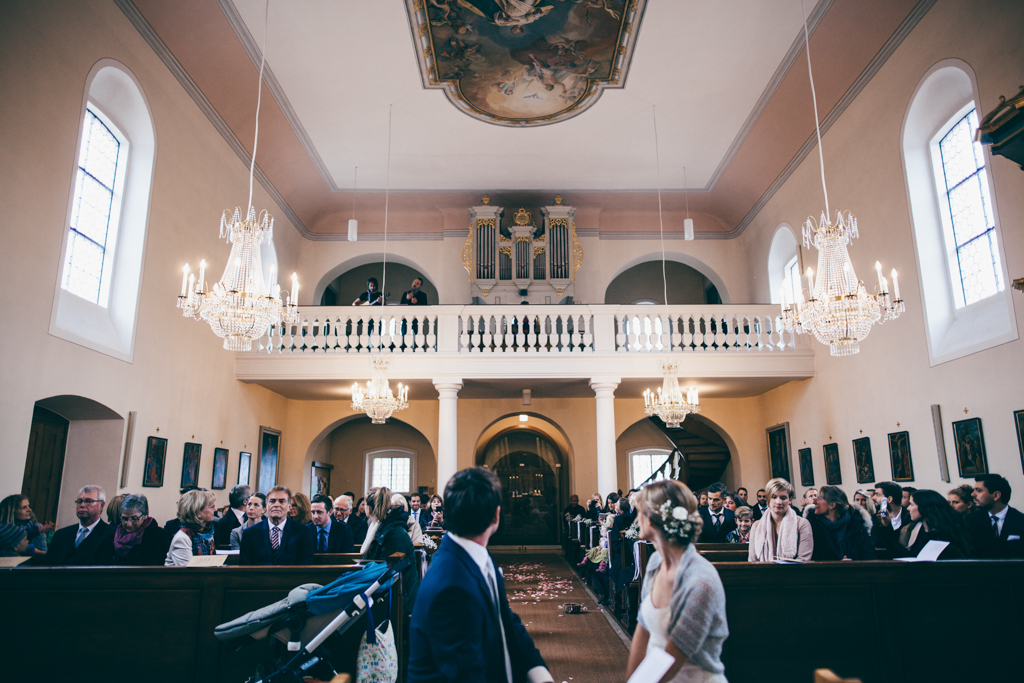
480, 429, 564, 546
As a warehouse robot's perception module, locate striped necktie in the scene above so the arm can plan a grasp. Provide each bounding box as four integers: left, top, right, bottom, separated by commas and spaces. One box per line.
271, 525, 281, 551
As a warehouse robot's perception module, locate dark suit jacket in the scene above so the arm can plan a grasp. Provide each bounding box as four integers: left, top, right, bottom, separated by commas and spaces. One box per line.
345, 514, 369, 545
698, 507, 736, 543
45, 520, 110, 566
871, 507, 912, 553
308, 520, 354, 554
409, 538, 546, 683
401, 290, 428, 305
966, 506, 1024, 559
751, 504, 768, 521
214, 509, 243, 548
409, 508, 430, 531
239, 518, 315, 565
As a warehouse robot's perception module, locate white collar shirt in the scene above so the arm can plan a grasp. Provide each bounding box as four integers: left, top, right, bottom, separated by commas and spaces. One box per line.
232, 507, 246, 525
889, 507, 903, 531
77, 518, 101, 537
990, 506, 1008, 536
269, 520, 287, 537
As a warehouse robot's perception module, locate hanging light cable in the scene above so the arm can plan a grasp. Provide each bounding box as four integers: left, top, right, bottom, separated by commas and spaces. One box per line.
348, 166, 358, 242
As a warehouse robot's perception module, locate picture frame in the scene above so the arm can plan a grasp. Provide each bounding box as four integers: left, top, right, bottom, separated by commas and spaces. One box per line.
311, 461, 333, 499
765, 423, 792, 482
238, 451, 251, 487
256, 427, 281, 495
212, 448, 229, 490
180, 442, 202, 489
1014, 410, 1024, 474
853, 437, 874, 484
952, 417, 988, 477
142, 436, 167, 488
823, 443, 841, 485
887, 431, 914, 482
798, 447, 814, 486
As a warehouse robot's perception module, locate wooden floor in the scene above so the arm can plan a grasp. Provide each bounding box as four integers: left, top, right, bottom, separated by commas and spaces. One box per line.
499, 555, 630, 683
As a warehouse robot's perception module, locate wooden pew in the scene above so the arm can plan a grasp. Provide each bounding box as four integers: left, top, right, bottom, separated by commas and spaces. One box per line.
0, 564, 404, 683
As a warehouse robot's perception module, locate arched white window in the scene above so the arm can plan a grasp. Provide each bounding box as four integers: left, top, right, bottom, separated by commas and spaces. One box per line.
365, 448, 416, 494
50, 60, 156, 362
629, 448, 671, 489
902, 60, 1016, 366
767, 224, 800, 304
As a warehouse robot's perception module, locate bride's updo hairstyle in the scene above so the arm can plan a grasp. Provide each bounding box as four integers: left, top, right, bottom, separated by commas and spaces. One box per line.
635, 480, 703, 546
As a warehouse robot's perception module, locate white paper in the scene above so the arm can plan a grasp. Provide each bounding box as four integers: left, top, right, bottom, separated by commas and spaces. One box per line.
895, 539, 949, 562
216, 549, 240, 555
627, 646, 675, 683
187, 554, 228, 567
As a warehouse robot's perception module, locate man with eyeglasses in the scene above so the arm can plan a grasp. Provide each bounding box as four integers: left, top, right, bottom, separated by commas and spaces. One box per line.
45, 485, 109, 565
333, 494, 368, 545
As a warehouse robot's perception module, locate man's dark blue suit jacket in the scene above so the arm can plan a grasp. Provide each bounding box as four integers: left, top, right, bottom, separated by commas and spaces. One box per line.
238, 518, 315, 565
408, 537, 546, 682
308, 519, 354, 554
698, 506, 736, 543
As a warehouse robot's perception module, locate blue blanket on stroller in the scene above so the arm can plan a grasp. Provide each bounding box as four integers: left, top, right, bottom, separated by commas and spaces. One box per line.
306, 561, 395, 616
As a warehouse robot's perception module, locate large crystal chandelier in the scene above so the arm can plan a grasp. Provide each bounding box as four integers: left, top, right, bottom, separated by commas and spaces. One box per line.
781, 1, 904, 357
351, 356, 409, 424
176, 0, 297, 351
644, 360, 700, 429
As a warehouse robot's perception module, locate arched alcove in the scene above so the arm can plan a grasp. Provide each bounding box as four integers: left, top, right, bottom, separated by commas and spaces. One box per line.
304, 415, 436, 500
27, 395, 123, 527
605, 252, 730, 304
604, 260, 720, 305
767, 223, 801, 305
314, 254, 440, 306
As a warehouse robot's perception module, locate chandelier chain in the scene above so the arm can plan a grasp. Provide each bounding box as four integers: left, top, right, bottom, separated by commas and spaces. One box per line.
248, 0, 270, 217
801, 0, 829, 219
379, 104, 393, 352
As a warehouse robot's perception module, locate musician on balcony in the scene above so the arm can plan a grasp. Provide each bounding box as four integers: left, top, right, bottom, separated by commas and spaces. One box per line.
401, 277, 428, 305
351, 277, 384, 306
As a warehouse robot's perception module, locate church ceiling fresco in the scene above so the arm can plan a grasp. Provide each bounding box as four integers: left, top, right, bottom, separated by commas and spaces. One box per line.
406, 0, 647, 126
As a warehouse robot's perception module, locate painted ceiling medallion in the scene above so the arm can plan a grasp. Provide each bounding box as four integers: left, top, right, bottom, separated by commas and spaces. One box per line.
406, 0, 646, 127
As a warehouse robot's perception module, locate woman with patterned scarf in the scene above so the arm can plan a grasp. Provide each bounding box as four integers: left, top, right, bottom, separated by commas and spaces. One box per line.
165, 489, 217, 566
97, 494, 169, 565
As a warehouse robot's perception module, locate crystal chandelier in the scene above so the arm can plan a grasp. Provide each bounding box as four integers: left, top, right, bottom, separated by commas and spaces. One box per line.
781, 212, 903, 356
780, 1, 904, 357
176, 0, 298, 351
644, 360, 700, 429
351, 355, 409, 424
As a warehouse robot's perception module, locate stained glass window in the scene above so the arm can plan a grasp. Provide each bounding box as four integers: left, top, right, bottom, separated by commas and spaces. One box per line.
938, 109, 1003, 307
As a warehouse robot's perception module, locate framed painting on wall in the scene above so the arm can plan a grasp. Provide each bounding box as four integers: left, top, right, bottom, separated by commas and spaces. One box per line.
765, 423, 791, 482
311, 461, 333, 499
952, 417, 988, 477
180, 442, 202, 489
1014, 410, 1024, 474
887, 431, 914, 482
256, 427, 281, 495
798, 448, 814, 486
212, 448, 228, 490
238, 451, 251, 487
823, 443, 841, 485
853, 437, 874, 484
142, 436, 167, 488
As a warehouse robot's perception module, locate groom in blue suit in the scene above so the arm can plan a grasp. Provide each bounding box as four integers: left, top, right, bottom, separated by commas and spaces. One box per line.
409, 468, 553, 683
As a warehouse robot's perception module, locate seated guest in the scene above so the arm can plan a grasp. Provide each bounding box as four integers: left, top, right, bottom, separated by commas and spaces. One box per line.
333, 494, 369, 545
748, 478, 813, 562
751, 489, 768, 521
0, 523, 29, 557
363, 486, 419, 616
408, 493, 429, 530
231, 493, 266, 550
610, 497, 638, 598
289, 492, 313, 525
727, 507, 753, 543
240, 486, 315, 565
736, 487, 750, 508
401, 277, 427, 305
563, 494, 586, 519
586, 493, 604, 520
698, 482, 736, 543
165, 490, 217, 566
871, 481, 913, 553
105, 493, 126, 527
697, 491, 708, 509
96, 494, 169, 566
947, 484, 974, 515
309, 494, 354, 554
351, 277, 384, 306
853, 489, 877, 516
799, 488, 819, 515
356, 497, 368, 520
903, 489, 972, 559
725, 494, 745, 513
966, 474, 1024, 559
425, 494, 445, 530
214, 485, 250, 548
0, 494, 48, 556
165, 486, 203, 538
605, 492, 620, 516
391, 493, 424, 545
805, 486, 875, 561
627, 479, 728, 683
46, 485, 109, 566
901, 486, 917, 509
409, 468, 553, 683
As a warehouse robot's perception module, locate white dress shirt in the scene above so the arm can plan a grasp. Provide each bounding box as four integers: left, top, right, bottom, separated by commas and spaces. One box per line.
990, 506, 1008, 536
888, 507, 903, 531
446, 533, 552, 683
76, 518, 101, 546
231, 507, 246, 525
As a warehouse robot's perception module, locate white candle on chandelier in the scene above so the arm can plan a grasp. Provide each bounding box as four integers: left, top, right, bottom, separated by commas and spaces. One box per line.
291, 273, 299, 305
806, 267, 815, 299
198, 260, 206, 294
875, 261, 885, 293
188, 273, 195, 300
181, 264, 190, 297
272, 283, 280, 300
891, 268, 900, 300
269, 264, 276, 289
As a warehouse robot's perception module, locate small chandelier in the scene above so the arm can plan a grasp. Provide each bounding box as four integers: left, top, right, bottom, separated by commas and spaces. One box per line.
177, 207, 298, 350
352, 355, 409, 424
644, 360, 700, 429
781, 211, 903, 357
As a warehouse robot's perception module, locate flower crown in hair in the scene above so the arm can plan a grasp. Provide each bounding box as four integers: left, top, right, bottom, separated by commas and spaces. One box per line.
656, 500, 700, 543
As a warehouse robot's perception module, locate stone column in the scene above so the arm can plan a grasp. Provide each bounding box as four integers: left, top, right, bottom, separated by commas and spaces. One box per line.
434, 380, 463, 493
590, 379, 620, 496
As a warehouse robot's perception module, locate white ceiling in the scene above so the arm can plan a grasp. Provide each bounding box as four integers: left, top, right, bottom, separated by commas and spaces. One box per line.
233, 0, 814, 192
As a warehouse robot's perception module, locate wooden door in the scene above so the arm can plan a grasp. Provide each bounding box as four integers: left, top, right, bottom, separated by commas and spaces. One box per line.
22, 406, 68, 524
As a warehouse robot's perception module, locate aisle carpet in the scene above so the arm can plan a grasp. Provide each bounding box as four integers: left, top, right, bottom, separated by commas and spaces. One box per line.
498, 555, 630, 683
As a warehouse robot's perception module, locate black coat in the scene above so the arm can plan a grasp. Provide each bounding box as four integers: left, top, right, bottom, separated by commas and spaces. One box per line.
698, 507, 736, 543
213, 509, 243, 548
97, 521, 170, 566
965, 506, 1024, 559
239, 518, 315, 565
871, 507, 912, 553
903, 527, 968, 560
806, 508, 876, 561
45, 520, 109, 566
345, 513, 369, 545
366, 510, 419, 614
308, 519, 354, 554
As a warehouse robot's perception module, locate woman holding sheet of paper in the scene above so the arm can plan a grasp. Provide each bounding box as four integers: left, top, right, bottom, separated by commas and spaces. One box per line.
902, 489, 973, 559
626, 480, 729, 683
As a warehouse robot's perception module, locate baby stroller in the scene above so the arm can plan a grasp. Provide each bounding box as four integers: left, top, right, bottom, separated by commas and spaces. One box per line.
215, 560, 406, 683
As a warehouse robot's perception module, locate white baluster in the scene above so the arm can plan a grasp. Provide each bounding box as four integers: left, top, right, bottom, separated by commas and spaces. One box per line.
426, 315, 437, 353
459, 315, 470, 353
514, 314, 526, 352
582, 315, 594, 352
615, 315, 627, 352
558, 314, 570, 352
